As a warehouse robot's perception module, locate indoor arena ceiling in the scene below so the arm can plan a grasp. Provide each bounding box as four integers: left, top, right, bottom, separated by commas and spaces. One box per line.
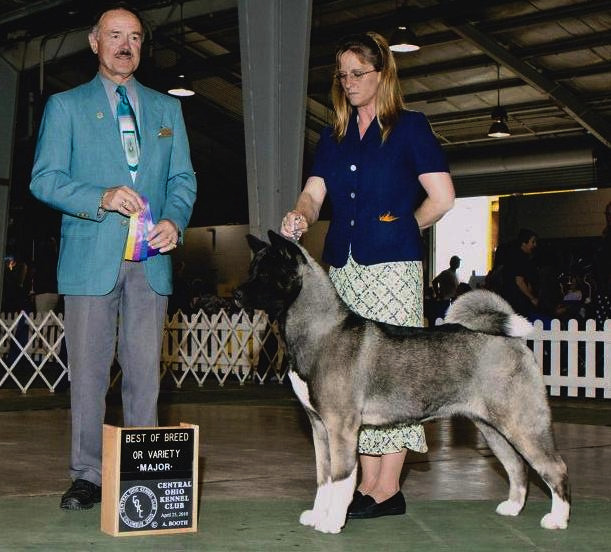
1, 0, 611, 224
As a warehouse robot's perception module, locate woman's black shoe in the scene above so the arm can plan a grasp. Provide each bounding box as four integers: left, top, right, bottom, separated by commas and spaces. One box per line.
347, 490, 365, 513
347, 490, 406, 519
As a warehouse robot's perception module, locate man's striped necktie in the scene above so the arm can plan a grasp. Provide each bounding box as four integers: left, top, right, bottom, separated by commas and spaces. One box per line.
116, 85, 140, 181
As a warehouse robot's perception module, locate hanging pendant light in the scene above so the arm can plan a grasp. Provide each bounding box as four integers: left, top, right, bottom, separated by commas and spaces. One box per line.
488, 64, 510, 138
168, 73, 195, 97
168, 2, 195, 97
389, 25, 420, 53
389, 2, 420, 52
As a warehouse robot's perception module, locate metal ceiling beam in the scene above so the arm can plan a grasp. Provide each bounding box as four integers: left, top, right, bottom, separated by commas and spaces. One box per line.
395, 30, 611, 79
310, 0, 516, 42
309, 24, 611, 75
404, 77, 525, 105
479, 0, 611, 34
403, 70, 611, 105
0, 0, 237, 70
519, 29, 611, 60
398, 64, 611, 105
554, 61, 611, 80
450, 22, 611, 148
429, 95, 611, 124
309, 0, 611, 59
0, 0, 75, 26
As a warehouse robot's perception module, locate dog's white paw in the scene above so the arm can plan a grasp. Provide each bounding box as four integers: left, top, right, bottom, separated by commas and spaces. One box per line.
314, 517, 343, 534
496, 499, 522, 516
299, 509, 317, 527
540, 513, 568, 530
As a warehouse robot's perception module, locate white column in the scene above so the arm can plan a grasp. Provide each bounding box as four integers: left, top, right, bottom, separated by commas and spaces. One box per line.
238, 0, 312, 239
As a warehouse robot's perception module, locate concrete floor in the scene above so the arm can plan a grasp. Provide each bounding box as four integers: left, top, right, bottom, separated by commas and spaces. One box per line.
0, 386, 610, 551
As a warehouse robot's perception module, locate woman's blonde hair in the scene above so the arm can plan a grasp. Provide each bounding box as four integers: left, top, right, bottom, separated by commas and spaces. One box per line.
331, 31, 404, 143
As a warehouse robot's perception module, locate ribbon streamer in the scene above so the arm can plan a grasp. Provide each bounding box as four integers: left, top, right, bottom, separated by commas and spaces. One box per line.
124, 197, 160, 261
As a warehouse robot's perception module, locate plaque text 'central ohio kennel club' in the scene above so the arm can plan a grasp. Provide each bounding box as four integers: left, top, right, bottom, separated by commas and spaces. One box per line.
101, 423, 199, 537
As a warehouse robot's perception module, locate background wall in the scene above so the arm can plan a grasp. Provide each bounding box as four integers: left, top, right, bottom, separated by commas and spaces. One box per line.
499, 188, 611, 242
175, 221, 332, 297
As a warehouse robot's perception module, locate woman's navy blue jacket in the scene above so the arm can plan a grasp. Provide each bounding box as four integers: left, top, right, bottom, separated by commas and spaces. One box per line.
311, 109, 449, 268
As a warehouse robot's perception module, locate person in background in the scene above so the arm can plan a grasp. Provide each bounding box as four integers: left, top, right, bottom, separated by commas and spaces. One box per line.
30, 3, 196, 510
2, 255, 29, 313
501, 228, 539, 318
432, 255, 460, 301
281, 32, 454, 520
593, 201, 611, 328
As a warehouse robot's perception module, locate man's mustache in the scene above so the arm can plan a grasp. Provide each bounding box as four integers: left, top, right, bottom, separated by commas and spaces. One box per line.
116, 49, 133, 57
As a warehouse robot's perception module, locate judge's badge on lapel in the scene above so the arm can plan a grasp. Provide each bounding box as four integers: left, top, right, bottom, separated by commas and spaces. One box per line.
158, 127, 173, 137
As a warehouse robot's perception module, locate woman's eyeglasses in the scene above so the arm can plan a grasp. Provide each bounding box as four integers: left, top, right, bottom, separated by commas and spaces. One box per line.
334, 69, 377, 83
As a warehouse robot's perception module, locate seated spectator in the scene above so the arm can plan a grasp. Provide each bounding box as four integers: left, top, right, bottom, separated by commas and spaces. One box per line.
534, 253, 565, 328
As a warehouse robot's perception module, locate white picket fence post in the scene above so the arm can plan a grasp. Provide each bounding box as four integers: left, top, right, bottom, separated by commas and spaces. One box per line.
530, 318, 611, 398
1, 310, 609, 396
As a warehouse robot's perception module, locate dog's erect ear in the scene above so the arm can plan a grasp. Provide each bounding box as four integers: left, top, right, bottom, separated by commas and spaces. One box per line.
268, 230, 290, 249
246, 234, 268, 254
268, 230, 307, 263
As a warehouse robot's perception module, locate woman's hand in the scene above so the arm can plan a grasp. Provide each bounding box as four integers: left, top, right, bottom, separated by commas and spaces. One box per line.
279, 177, 327, 240
281, 210, 308, 240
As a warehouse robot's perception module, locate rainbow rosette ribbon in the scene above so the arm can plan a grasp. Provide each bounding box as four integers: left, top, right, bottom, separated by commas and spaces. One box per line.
124, 197, 160, 261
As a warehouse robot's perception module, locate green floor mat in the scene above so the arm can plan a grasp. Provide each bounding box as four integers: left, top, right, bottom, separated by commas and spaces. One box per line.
1, 496, 608, 552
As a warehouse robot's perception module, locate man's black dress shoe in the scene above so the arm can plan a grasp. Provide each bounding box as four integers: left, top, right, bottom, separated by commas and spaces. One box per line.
60, 479, 102, 510
347, 490, 406, 519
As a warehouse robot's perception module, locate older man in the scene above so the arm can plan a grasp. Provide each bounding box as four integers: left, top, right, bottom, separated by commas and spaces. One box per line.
30, 2, 197, 510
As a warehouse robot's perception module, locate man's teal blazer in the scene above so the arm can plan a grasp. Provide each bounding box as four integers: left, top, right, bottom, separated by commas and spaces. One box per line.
30, 75, 197, 296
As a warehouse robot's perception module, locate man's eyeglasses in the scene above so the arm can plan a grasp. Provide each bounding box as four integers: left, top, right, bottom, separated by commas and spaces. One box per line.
334, 69, 377, 83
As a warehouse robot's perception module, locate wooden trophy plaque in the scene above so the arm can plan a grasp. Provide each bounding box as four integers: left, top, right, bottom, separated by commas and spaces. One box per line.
101, 423, 199, 537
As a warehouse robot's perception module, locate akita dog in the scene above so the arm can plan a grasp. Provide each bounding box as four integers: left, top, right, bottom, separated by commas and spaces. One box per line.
234, 231, 570, 534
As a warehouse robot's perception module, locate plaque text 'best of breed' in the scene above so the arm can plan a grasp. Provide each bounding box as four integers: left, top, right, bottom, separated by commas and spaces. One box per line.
101, 423, 199, 537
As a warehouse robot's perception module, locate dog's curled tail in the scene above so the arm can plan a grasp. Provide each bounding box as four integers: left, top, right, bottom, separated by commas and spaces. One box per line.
444, 289, 533, 338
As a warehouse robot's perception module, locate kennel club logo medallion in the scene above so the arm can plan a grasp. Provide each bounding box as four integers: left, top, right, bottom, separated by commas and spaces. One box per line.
119, 485, 158, 529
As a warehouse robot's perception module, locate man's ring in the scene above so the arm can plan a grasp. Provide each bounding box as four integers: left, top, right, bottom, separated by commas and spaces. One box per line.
121, 200, 128, 209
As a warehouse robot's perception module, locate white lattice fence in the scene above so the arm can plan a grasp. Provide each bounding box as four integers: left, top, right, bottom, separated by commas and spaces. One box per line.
0, 311, 68, 392
161, 309, 286, 387
0, 309, 286, 393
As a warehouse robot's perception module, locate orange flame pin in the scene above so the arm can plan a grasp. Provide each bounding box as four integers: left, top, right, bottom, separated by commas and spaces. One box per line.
379, 212, 399, 222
